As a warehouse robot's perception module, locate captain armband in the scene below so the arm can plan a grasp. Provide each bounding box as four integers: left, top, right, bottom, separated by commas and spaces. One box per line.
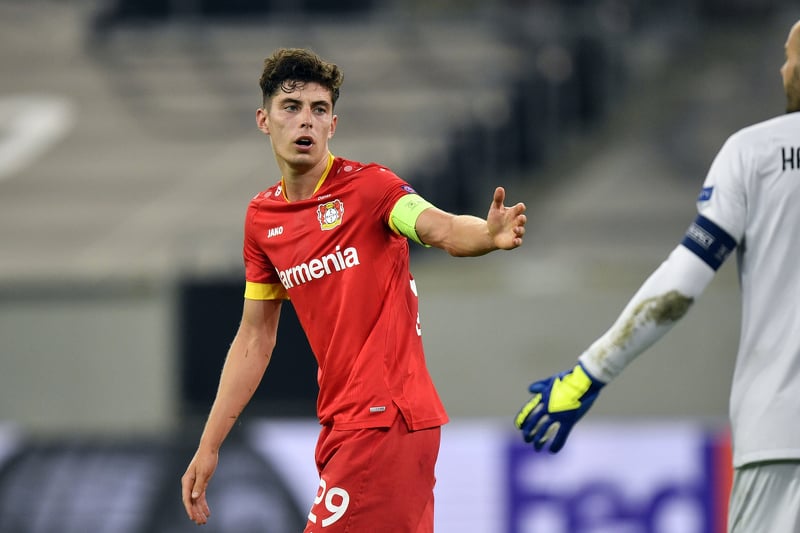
680, 215, 737, 271
244, 281, 288, 300
389, 193, 434, 246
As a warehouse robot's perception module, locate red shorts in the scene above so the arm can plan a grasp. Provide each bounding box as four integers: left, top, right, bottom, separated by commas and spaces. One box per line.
303, 414, 441, 533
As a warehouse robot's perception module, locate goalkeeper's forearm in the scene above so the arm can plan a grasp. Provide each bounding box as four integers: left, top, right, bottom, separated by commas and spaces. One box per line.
579, 245, 716, 383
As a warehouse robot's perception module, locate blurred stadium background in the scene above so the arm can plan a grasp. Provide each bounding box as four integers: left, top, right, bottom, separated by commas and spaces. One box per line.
0, 0, 797, 531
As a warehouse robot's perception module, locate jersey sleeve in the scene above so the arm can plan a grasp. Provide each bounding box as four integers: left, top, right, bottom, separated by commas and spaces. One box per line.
578, 134, 749, 383
693, 133, 748, 244
361, 165, 434, 244
243, 201, 288, 301
579, 245, 717, 382
677, 133, 746, 272
388, 193, 434, 246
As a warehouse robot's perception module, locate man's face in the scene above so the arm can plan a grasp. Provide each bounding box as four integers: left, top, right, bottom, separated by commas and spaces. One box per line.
780, 22, 800, 113
258, 81, 337, 170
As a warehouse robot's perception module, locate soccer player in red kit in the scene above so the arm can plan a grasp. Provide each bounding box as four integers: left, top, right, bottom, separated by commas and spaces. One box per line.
181, 47, 527, 532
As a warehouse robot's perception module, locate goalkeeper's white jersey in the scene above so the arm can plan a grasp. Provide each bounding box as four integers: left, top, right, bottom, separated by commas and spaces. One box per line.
697, 111, 800, 467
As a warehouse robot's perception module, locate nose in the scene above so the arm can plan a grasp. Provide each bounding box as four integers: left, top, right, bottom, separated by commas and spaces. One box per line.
300, 107, 313, 127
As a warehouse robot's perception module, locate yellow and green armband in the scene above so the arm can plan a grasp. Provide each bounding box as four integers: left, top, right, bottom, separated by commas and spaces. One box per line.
389, 193, 434, 246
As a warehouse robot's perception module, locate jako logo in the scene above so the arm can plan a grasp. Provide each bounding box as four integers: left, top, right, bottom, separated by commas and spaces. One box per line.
267, 226, 284, 238
279, 245, 360, 289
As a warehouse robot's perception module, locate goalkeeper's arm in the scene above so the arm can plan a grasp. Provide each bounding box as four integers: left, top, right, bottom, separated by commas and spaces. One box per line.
578, 243, 717, 382
580, 213, 738, 380
516, 214, 738, 452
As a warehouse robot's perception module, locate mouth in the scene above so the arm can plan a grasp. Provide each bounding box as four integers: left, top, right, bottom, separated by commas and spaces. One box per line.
295, 136, 313, 149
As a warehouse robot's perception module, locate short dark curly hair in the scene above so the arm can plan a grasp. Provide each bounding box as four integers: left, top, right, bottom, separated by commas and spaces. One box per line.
259, 48, 344, 107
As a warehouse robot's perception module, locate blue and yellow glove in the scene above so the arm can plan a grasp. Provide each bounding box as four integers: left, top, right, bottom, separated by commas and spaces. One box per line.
514, 361, 605, 453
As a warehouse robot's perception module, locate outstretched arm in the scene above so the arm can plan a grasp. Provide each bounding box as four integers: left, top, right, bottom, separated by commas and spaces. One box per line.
415, 186, 527, 256
181, 298, 282, 525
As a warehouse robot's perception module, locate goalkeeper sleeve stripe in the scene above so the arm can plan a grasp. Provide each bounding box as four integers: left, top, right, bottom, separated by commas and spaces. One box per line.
681, 214, 737, 271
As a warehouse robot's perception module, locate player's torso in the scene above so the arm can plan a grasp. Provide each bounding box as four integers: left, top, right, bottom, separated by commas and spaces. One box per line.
246, 159, 444, 429
735, 115, 800, 311
724, 114, 800, 464
747, 116, 800, 249
252, 161, 399, 295
247, 158, 416, 362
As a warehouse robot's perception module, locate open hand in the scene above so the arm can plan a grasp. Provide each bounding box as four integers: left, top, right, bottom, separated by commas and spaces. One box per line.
486, 187, 526, 250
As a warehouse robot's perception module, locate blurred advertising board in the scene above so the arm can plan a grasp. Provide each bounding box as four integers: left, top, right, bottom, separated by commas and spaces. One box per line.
0, 419, 730, 533
249, 419, 732, 533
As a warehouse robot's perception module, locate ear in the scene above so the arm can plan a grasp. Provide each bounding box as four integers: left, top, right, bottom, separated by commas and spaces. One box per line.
328, 114, 338, 139
256, 107, 270, 135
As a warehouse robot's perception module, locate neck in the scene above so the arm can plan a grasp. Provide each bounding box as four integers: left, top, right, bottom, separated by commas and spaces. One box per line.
279, 153, 332, 202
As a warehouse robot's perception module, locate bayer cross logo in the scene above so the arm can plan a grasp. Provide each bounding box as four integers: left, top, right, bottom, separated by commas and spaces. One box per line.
317, 199, 344, 231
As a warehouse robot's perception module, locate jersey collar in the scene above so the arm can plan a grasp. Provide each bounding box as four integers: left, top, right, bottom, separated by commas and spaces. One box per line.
280, 153, 335, 202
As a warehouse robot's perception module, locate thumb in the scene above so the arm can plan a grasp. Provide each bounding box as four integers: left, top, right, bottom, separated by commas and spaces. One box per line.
492, 186, 506, 209
528, 380, 549, 394
191, 474, 207, 499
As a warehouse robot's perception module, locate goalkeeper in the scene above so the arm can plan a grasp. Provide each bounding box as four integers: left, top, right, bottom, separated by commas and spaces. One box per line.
515, 18, 800, 533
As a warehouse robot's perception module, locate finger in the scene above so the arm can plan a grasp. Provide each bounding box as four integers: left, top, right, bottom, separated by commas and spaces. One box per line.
185, 471, 210, 524
514, 393, 542, 429
191, 504, 206, 525
539, 421, 562, 452
181, 472, 196, 520
506, 237, 522, 249
549, 424, 572, 453
492, 186, 506, 209
192, 473, 207, 501
531, 415, 557, 451
521, 405, 546, 443
197, 492, 211, 519
512, 223, 525, 246
528, 381, 549, 394
530, 415, 552, 450
192, 493, 211, 525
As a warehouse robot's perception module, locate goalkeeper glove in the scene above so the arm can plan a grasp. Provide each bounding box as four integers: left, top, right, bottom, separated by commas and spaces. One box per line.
514, 361, 605, 453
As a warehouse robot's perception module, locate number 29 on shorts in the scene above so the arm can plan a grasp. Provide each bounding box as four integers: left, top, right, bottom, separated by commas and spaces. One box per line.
308, 478, 350, 528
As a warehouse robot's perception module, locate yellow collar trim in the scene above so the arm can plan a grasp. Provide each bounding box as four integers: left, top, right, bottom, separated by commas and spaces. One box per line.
281, 153, 335, 202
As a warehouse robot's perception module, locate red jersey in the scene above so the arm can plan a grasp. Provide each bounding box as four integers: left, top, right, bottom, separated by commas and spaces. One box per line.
243, 155, 448, 431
